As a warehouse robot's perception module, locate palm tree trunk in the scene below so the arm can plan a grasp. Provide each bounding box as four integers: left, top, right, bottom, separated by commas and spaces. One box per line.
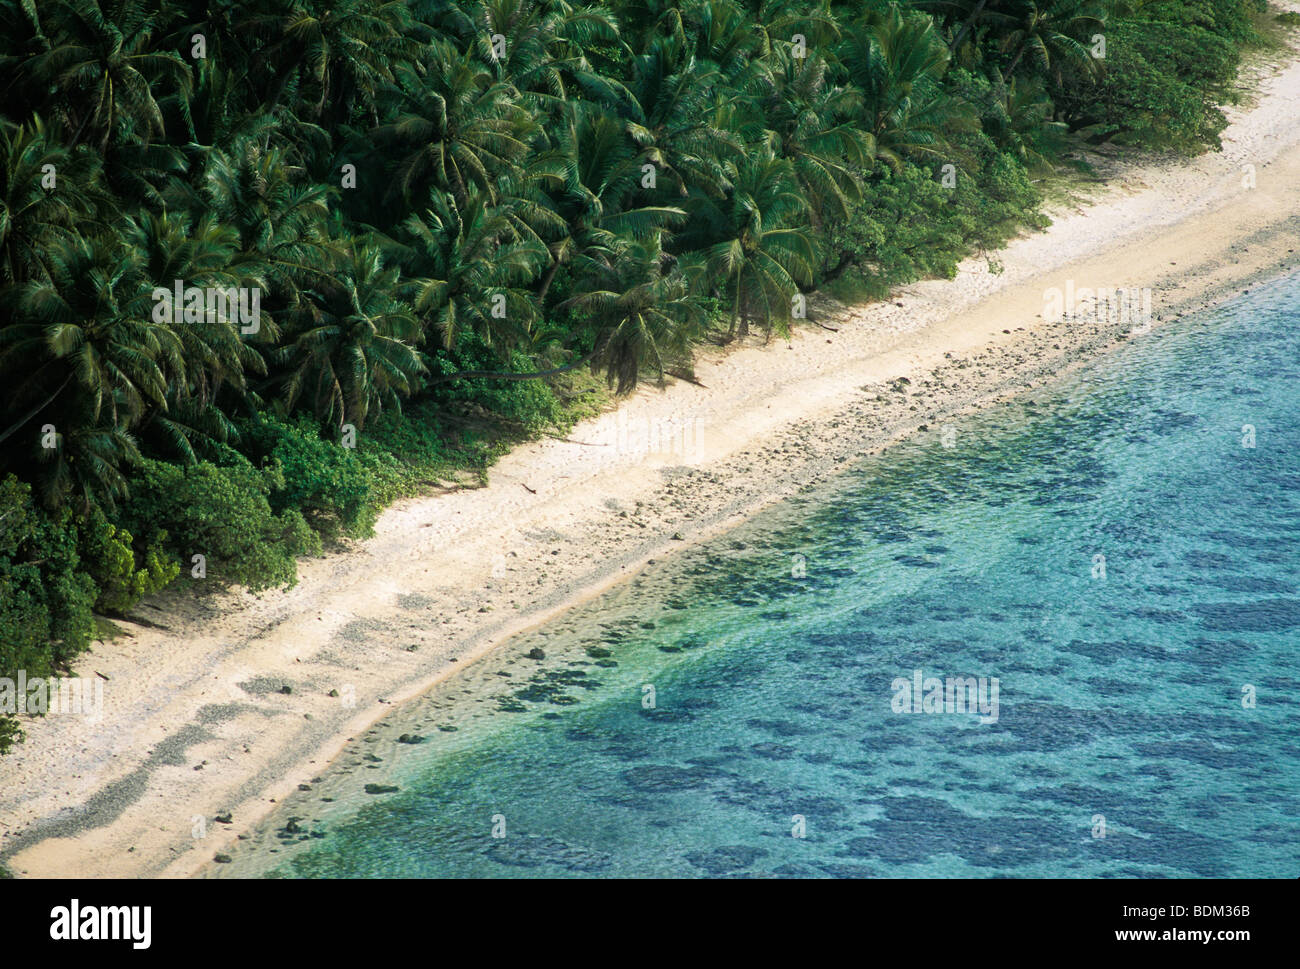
951, 0, 990, 52
1006, 44, 1027, 77
821, 250, 857, 284
423, 346, 601, 386
0, 374, 72, 446
536, 252, 565, 303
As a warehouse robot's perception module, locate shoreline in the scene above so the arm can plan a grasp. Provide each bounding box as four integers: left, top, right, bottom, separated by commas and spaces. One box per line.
3, 37, 1300, 879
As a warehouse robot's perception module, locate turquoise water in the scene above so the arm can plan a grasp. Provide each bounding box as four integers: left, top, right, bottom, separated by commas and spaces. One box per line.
236, 272, 1300, 878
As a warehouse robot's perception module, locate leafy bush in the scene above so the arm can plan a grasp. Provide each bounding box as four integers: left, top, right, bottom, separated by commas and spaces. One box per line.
425, 336, 573, 432
78, 505, 178, 614
827, 145, 1044, 294
120, 459, 320, 592
240, 415, 387, 541
0, 476, 98, 752
1057, 13, 1246, 151
0, 477, 97, 665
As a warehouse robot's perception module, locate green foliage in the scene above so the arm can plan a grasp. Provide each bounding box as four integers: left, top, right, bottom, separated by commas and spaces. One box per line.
120, 458, 320, 592
827, 144, 1045, 293
0, 474, 98, 751
78, 505, 178, 614
1053, 5, 1250, 151
0, 475, 97, 667
0, 0, 1261, 750
240, 414, 386, 541
428, 351, 574, 431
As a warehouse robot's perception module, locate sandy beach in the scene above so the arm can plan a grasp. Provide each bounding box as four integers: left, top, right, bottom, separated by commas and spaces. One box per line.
2, 26, 1299, 879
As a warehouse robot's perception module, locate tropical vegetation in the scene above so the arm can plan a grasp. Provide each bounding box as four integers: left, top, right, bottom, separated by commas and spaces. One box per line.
0, 0, 1268, 750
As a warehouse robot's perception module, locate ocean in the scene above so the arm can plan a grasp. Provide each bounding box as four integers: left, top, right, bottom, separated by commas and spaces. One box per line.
221, 271, 1300, 878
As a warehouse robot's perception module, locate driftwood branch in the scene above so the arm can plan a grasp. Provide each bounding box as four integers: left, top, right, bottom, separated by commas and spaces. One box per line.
665, 369, 708, 388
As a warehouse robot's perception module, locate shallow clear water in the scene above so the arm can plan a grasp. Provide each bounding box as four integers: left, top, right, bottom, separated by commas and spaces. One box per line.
235, 272, 1300, 878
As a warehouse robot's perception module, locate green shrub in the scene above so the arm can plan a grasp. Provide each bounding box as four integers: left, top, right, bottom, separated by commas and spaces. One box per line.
424, 335, 571, 432
0, 476, 97, 667
1057, 16, 1242, 151
78, 505, 179, 615
826, 145, 1044, 294
0, 475, 99, 752
120, 458, 320, 592
240, 415, 386, 540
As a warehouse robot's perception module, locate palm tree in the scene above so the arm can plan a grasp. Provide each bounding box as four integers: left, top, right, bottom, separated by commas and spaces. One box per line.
623, 31, 739, 201
0, 0, 54, 117
395, 188, 549, 351
0, 228, 174, 505
751, 0, 842, 54
369, 47, 538, 209
1000, 0, 1106, 82
986, 72, 1069, 172
3, 231, 181, 429
684, 140, 817, 340
171, 134, 337, 305
0, 117, 106, 284
277, 241, 425, 429
683, 0, 764, 84
473, 0, 626, 111
542, 105, 687, 297
124, 209, 267, 404
917, 0, 1006, 54
838, 6, 975, 169
763, 45, 873, 226
27, 0, 191, 150
273, 0, 417, 124
174, 59, 279, 159
559, 232, 707, 393
31, 396, 142, 509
